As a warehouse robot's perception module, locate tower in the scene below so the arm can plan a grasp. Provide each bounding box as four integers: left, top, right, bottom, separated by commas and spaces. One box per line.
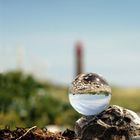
16, 46, 24, 70
75, 41, 84, 76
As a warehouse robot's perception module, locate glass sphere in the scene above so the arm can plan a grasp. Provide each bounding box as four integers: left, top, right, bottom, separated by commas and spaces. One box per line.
69, 73, 112, 116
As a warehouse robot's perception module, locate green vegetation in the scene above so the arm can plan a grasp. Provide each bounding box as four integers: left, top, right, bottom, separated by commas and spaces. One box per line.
0, 71, 140, 129
111, 87, 140, 111
0, 71, 80, 129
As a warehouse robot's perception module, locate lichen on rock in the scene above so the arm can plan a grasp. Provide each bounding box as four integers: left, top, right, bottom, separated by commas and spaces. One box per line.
75, 105, 140, 140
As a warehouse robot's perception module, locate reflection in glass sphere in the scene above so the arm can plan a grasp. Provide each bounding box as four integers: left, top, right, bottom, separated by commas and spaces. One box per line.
69, 73, 112, 116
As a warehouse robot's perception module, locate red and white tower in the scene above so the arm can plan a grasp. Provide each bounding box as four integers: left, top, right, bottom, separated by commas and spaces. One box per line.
75, 41, 84, 76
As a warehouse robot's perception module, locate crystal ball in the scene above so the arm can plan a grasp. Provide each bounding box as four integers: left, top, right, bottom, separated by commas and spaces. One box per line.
69, 73, 112, 116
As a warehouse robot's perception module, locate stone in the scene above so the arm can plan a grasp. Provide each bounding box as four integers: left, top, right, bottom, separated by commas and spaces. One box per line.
75, 105, 140, 140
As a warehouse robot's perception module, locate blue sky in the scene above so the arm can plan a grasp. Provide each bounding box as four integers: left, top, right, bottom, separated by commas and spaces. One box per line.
0, 0, 140, 86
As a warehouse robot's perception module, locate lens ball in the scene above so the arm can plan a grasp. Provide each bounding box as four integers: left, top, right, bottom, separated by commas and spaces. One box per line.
69, 73, 112, 116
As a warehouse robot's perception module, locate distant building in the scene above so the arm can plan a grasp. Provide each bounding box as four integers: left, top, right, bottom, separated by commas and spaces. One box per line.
75, 41, 84, 76
16, 46, 24, 70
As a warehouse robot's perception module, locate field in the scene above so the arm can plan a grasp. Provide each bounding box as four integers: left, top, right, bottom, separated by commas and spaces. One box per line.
0, 71, 140, 129
49, 85, 140, 112
111, 87, 140, 111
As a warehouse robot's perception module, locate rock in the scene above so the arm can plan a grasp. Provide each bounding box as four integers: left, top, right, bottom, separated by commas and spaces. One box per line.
62, 129, 75, 139
75, 105, 140, 140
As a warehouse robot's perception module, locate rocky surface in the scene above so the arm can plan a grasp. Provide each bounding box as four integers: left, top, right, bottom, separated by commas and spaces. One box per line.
75, 105, 140, 140
0, 127, 76, 140
0, 105, 140, 140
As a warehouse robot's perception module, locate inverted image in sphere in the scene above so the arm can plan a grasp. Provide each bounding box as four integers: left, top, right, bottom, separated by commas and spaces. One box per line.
69, 73, 112, 116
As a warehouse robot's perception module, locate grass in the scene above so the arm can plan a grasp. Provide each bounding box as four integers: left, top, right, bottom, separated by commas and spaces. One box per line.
111, 87, 140, 112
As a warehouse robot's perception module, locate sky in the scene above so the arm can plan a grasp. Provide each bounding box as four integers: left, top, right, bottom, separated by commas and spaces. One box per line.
0, 0, 140, 87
